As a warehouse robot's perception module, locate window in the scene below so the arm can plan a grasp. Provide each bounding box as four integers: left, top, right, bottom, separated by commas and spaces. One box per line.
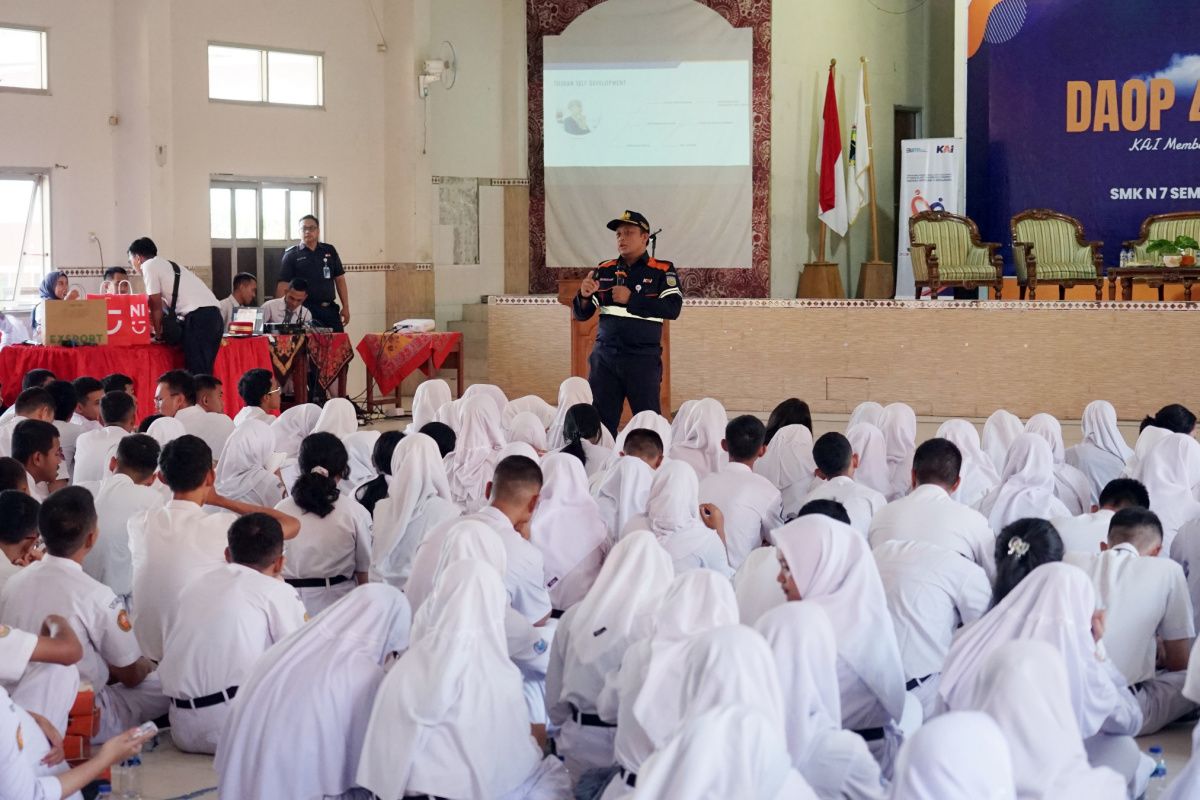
207, 44, 323, 107
0, 170, 51, 306
0, 26, 48, 92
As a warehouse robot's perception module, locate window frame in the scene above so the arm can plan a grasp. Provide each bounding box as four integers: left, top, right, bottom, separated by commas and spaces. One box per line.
0, 23, 50, 95
206, 41, 325, 110
0, 167, 53, 310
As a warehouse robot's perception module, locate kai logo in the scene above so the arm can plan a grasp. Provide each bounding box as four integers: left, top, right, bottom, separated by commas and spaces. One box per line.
936, 144, 955, 153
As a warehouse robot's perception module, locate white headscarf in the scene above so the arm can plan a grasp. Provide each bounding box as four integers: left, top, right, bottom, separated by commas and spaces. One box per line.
1140, 432, 1200, 550
344, 430, 381, 488
529, 453, 607, 595
846, 422, 890, 497
505, 411, 548, 452
677, 625, 785, 728
594, 455, 655, 542
372, 434, 457, 583
213, 419, 283, 503
445, 395, 506, 512
1067, 400, 1131, 502
754, 424, 817, 516
1124, 425, 1172, 480
409, 379, 453, 433
937, 562, 1133, 739
982, 409, 1023, 474
976, 434, 1070, 532
643, 460, 707, 541
406, 518, 506, 618
668, 397, 727, 479
462, 383, 508, 418
313, 397, 358, 438
670, 399, 698, 447
616, 410, 673, 453
889, 711, 1016, 800
496, 440, 539, 463
271, 403, 321, 458
357, 562, 541, 800
966, 641, 1126, 800
878, 403, 917, 501
146, 416, 185, 448
547, 376, 593, 450
775, 515, 907, 721
936, 419, 999, 507
1024, 412, 1093, 513
502, 394, 556, 430
733, 546, 786, 625
216, 584, 412, 800
1166, 639, 1200, 800
435, 397, 464, 433
847, 401, 884, 430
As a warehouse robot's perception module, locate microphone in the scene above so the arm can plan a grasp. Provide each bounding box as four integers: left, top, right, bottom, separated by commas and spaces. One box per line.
649, 228, 663, 258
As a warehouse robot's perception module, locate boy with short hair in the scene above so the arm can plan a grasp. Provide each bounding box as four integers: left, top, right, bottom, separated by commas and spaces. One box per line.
0, 457, 28, 493
1052, 478, 1150, 554
11, 420, 62, 502
0, 490, 41, 591
0, 388, 55, 459
233, 368, 280, 427
45, 380, 82, 482
177, 373, 234, 459
70, 376, 104, 433
0, 370, 55, 425
73, 391, 137, 485
802, 431, 887, 536
100, 373, 134, 396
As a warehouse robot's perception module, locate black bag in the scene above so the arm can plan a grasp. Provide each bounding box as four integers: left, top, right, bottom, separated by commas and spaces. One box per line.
159, 261, 184, 345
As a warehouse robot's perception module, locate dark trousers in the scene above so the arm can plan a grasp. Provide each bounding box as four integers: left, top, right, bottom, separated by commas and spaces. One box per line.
306, 302, 344, 333
181, 306, 224, 376
588, 348, 662, 436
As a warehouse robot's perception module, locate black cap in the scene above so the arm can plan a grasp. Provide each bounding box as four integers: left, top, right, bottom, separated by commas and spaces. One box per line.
606, 210, 650, 233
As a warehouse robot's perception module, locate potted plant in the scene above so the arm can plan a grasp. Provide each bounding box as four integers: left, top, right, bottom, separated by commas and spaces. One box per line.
1147, 235, 1200, 267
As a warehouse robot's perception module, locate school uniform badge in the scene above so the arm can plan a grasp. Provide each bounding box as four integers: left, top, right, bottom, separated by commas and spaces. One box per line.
117, 610, 132, 632
16, 723, 23, 751
0, 624, 9, 638
666, 274, 677, 287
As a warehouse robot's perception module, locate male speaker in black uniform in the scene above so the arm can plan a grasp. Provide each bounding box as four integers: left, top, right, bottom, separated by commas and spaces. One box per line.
276, 214, 350, 332
572, 210, 683, 436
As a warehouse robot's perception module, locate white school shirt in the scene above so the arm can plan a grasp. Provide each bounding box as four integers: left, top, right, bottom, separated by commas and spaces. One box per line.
233, 405, 273, 427
1171, 520, 1200, 635
620, 513, 733, 578
0, 558, 20, 594
52, 420, 83, 481
70, 412, 101, 434
157, 563, 307, 700
25, 471, 48, 502
278, 494, 372, 616
72, 426, 128, 485
868, 483, 997, 581
139, 255, 218, 316
82, 473, 165, 598
0, 555, 143, 689
370, 495, 460, 590
1051, 509, 1115, 555
801, 475, 888, 536
1065, 544, 1195, 685
128, 500, 237, 661
260, 297, 313, 326
217, 294, 243, 328
0, 686, 62, 800
697, 462, 784, 569
175, 406, 234, 462
0, 624, 38, 684
872, 539, 992, 681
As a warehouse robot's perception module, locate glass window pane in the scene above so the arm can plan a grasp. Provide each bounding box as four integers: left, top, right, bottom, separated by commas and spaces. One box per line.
0, 179, 36, 300
19, 182, 45, 298
261, 188, 287, 240
235, 188, 258, 238
267, 51, 321, 106
209, 188, 232, 239
0, 28, 47, 90
290, 190, 313, 236
208, 45, 263, 102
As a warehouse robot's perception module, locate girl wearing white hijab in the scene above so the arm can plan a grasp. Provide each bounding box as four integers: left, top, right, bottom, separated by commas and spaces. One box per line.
982, 409, 1023, 474
445, 395, 506, 512
435, 397, 465, 433
529, 453, 609, 611
270, 402, 321, 459
1024, 413, 1093, 514
614, 410, 672, 454
548, 377, 594, 449
667, 397, 727, 480
847, 400, 885, 430
357, 562, 570, 800
408, 378, 453, 433
775, 515, 907, 777
1162, 638, 1200, 799
546, 531, 674, 780
733, 545, 785, 625
593, 455, 655, 543
753, 424, 818, 515
313, 397, 358, 438
1065, 400, 1132, 501
975, 434, 1071, 532
966, 641, 1126, 800
621, 460, 731, 576
888, 712, 1015, 800
213, 419, 286, 506
1123, 424, 1172, 480
847, 423, 891, 497
503, 394, 557, 431
507, 411, 549, 452
498, 440, 541, 463
1139, 432, 1200, 552
595, 570, 739, 799
935, 419, 999, 507
216, 584, 412, 800
370, 433, 461, 589
343, 430, 381, 493
669, 399, 697, 445
877, 403, 917, 502
463, 382, 509, 418
756, 603, 886, 800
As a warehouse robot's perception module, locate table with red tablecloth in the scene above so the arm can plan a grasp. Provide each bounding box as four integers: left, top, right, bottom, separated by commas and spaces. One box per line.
356, 331, 463, 412
0, 337, 272, 420
268, 332, 354, 404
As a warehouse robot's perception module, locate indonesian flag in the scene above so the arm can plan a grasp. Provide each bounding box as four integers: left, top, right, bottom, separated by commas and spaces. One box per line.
817, 66, 848, 237
846, 63, 870, 224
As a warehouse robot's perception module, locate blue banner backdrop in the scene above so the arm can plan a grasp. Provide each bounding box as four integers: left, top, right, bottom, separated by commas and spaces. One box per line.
967, 0, 1200, 272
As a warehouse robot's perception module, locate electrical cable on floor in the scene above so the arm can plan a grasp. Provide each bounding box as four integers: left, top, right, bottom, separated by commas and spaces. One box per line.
162, 788, 217, 800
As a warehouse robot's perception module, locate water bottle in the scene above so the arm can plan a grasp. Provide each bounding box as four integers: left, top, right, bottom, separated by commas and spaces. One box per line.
1146, 745, 1168, 798
1119, 248, 1130, 268
96, 785, 112, 797
111, 754, 143, 799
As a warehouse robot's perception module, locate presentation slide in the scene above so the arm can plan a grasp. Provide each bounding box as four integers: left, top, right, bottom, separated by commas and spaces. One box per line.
543, 60, 750, 168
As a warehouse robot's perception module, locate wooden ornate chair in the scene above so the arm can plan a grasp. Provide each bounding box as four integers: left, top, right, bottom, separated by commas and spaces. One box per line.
1010, 208, 1104, 300
908, 210, 1004, 298
1123, 211, 1200, 263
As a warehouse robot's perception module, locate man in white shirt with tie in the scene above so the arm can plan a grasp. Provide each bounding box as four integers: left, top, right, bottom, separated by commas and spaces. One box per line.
1052, 478, 1149, 555
233, 369, 280, 427
73, 391, 138, 485
260, 279, 314, 326
217, 272, 258, 328
802, 431, 887, 536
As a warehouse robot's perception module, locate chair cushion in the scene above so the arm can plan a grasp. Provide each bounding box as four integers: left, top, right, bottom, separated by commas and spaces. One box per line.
936, 264, 999, 281
1014, 218, 1094, 269
1031, 263, 1098, 280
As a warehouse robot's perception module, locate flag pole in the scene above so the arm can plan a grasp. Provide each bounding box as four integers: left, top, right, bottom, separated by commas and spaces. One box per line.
862, 56, 880, 263
817, 58, 835, 263
856, 55, 894, 298
800, 58, 845, 298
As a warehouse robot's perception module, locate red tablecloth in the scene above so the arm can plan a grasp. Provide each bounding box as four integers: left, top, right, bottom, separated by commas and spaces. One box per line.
356, 332, 462, 395
0, 337, 272, 420
269, 333, 354, 391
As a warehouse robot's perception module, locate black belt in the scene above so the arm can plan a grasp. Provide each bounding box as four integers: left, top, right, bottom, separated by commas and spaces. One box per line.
906, 673, 933, 691
286, 575, 350, 588
569, 703, 616, 728
172, 686, 238, 710
550, 608, 565, 619
618, 767, 637, 788
853, 727, 886, 742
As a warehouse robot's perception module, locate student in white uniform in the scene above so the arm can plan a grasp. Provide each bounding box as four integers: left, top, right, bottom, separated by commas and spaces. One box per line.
733, 546, 785, 626
504, 394, 557, 433
69, 376, 103, 434
547, 376, 595, 450
0, 387, 56, 460
357, 561, 571, 800
990, 518, 1066, 607
214, 419, 286, 507
613, 410, 672, 454
846, 423, 890, 498
981, 408, 1023, 474
868, 438, 997, 580
353, 431, 404, 516
0, 370, 54, 427
668, 397, 727, 480
0, 487, 170, 741
73, 391, 137, 485
1140, 432, 1200, 553
343, 430, 380, 492
407, 379, 453, 434
216, 584, 412, 800
260, 278, 315, 325
0, 489, 40, 593
462, 382, 510, 418
12, 420, 62, 502
754, 424, 818, 515
975, 433, 1071, 533
157, 513, 307, 755
559, 403, 616, 482
1052, 478, 1149, 555
888, 711, 1016, 800
0, 609, 82, 736
1024, 413, 1094, 514
934, 419, 1000, 508
802, 431, 886, 536
546, 531, 674, 780
154, 370, 205, 437
877, 403, 918, 502
507, 411, 550, 452
445, 395, 506, 513
45, 381, 83, 482
129, 435, 300, 661
81, 435, 164, 604
278, 432, 372, 617
217, 271, 258, 328
776, 514, 908, 778
185, 374, 235, 460
593, 429, 661, 543
1125, 404, 1195, 480
271, 402, 322, 460
1065, 508, 1196, 734
529, 453, 609, 613
697, 415, 784, 567
1066, 400, 1133, 501
623, 460, 732, 577
1162, 640, 1200, 799
233, 368, 280, 428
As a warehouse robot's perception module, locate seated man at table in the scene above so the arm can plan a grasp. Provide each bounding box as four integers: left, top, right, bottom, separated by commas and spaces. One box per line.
261, 279, 313, 327
103, 266, 131, 292
218, 272, 258, 329
233, 369, 280, 427
0, 388, 56, 459
74, 391, 137, 485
